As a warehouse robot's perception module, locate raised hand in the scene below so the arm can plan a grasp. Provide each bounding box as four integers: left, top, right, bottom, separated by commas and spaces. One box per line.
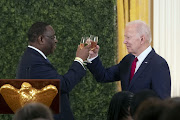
76, 44, 91, 61
89, 45, 100, 59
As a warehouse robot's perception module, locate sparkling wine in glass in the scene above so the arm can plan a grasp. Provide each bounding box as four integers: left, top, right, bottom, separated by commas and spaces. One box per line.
80, 37, 90, 49
90, 35, 98, 50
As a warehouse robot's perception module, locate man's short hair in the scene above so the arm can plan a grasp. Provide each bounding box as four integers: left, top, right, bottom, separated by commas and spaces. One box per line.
126, 20, 152, 43
28, 22, 50, 42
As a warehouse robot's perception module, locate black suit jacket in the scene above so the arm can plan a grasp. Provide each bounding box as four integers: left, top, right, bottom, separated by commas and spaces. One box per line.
87, 49, 171, 99
16, 47, 86, 120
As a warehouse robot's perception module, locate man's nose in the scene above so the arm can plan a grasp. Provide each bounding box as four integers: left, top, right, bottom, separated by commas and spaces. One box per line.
55, 39, 58, 43
123, 39, 127, 44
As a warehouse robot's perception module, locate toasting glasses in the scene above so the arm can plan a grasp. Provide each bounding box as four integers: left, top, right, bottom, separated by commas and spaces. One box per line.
80, 35, 98, 50
79, 35, 98, 65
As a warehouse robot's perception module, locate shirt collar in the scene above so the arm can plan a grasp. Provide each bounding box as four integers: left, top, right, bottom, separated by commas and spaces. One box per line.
28, 45, 47, 59
137, 46, 152, 63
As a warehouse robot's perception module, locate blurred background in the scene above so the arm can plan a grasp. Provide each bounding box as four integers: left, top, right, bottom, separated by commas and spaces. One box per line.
0, 0, 179, 119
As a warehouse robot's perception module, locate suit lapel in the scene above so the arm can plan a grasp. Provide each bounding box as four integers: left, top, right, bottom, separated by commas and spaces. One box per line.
128, 49, 156, 89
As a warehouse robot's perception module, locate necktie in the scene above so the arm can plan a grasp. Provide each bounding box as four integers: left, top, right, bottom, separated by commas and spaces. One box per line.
129, 57, 138, 82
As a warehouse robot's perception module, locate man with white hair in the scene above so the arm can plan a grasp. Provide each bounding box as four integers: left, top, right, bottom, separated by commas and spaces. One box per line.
87, 20, 171, 99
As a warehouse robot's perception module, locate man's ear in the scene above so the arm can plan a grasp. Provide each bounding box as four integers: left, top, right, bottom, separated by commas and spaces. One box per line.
140, 35, 145, 44
37, 35, 44, 44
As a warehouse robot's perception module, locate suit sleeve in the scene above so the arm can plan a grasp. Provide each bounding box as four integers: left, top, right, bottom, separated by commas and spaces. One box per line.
87, 56, 121, 82
152, 60, 171, 99
29, 61, 86, 93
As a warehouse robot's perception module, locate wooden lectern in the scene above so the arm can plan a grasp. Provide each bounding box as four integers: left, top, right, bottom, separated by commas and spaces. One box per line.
0, 79, 60, 114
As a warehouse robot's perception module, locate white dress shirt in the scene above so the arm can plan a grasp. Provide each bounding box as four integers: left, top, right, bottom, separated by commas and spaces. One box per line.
135, 46, 152, 73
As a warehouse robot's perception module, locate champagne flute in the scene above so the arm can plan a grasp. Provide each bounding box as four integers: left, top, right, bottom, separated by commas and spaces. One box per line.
89, 35, 98, 50
79, 36, 91, 65
80, 37, 90, 49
